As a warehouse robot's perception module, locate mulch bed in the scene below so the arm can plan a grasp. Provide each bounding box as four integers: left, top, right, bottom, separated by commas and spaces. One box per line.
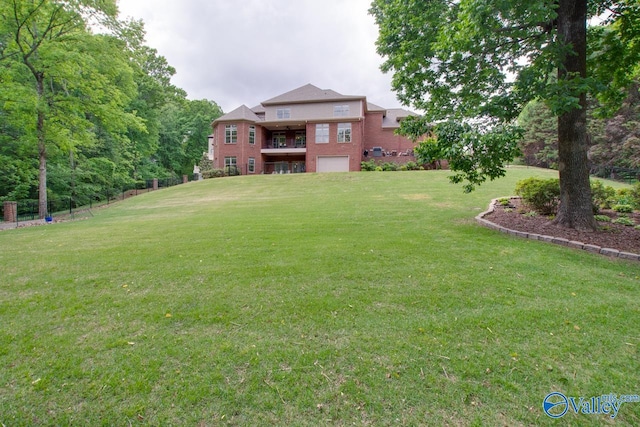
484, 198, 640, 254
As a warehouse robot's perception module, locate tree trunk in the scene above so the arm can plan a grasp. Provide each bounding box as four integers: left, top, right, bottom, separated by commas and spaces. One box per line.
36, 74, 47, 219
553, 0, 597, 231
38, 112, 47, 219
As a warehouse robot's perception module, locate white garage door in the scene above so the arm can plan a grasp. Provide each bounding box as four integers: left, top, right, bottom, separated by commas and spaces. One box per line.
317, 156, 349, 172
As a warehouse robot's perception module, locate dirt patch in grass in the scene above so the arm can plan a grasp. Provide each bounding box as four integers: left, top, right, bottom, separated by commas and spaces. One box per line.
485, 198, 640, 254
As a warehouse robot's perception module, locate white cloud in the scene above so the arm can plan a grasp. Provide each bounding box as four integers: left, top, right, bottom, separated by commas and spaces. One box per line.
117, 0, 403, 113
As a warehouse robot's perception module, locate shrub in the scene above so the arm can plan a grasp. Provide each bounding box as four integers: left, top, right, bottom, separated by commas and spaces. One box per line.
594, 214, 612, 222
613, 216, 635, 226
405, 161, 420, 171
514, 177, 560, 215
382, 162, 399, 171
614, 188, 635, 207
497, 197, 511, 206
590, 180, 616, 212
631, 182, 640, 209
613, 204, 634, 213
375, 166, 383, 172
202, 169, 225, 179
361, 160, 377, 171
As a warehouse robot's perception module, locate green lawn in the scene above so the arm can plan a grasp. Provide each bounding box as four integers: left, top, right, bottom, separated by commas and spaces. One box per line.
1, 168, 639, 426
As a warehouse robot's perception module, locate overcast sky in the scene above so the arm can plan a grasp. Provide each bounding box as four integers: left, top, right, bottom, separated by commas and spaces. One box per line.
116, 0, 403, 114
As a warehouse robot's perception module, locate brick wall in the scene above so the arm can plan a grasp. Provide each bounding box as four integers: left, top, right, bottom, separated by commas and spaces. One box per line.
306, 121, 363, 172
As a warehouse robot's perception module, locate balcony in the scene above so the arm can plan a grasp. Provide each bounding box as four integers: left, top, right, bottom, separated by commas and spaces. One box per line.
261, 139, 306, 155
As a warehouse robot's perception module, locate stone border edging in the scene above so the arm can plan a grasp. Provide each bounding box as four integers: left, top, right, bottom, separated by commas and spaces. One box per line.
475, 197, 640, 262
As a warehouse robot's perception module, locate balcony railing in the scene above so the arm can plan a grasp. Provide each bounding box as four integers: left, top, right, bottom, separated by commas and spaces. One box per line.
267, 141, 306, 149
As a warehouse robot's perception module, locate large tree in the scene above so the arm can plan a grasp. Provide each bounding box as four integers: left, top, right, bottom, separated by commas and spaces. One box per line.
370, 0, 639, 230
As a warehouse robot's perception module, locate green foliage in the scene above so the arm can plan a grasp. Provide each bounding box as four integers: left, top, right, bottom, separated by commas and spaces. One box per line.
588, 84, 640, 175
414, 121, 522, 193
588, 3, 640, 116
517, 101, 558, 168
360, 159, 378, 171
381, 162, 399, 171
632, 182, 640, 209
0, 2, 222, 207
197, 154, 214, 174
370, 0, 639, 227
613, 216, 635, 226
594, 214, 612, 222
590, 180, 617, 211
202, 169, 225, 179
614, 188, 636, 207
514, 177, 560, 215
361, 159, 421, 172
613, 204, 634, 213
498, 197, 511, 206
405, 161, 420, 171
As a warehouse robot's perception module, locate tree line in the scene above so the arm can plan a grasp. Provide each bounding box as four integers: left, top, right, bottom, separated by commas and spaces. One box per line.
518, 83, 640, 181
0, 1, 222, 217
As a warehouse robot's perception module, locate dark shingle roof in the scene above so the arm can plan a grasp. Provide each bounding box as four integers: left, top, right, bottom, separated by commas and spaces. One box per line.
261, 83, 364, 106
213, 105, 262, 123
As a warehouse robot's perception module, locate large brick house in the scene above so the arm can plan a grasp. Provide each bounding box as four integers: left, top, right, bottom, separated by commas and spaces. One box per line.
209, 84, 419, 174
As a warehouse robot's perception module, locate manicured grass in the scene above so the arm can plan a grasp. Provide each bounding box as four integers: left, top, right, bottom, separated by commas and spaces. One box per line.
1, 167, 639, 426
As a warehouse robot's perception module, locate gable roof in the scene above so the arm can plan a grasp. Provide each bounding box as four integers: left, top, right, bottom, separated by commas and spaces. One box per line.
213, 105, 262, 124
366, 102, 386, 112
261, 83, 364, 106
382, 108, 418, 129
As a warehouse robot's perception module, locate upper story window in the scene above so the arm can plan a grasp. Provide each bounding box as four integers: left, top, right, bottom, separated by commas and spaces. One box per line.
276, 108, 291, 119
225, 125, 237, 144
337, 123, 351, 143
334, 105, 350, 117
249, 126, 256, 145
315, 124, 329, 143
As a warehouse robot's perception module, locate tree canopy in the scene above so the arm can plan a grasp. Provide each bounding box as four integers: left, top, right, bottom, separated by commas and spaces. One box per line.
0, 0, 222, 217
370, 0, 640, 230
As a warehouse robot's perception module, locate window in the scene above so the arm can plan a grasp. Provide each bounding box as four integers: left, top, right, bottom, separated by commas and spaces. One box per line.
248, 157, 255, 173
249, 126, 255, 145
276, 108, 291, 119
224, 156, 238, 175
272, 132, 286, 148
295, 131, 306, 148
315, 124, 329, 143
225, 125, 237, 144
337, 123, 351, 143
334, 105, 350, 117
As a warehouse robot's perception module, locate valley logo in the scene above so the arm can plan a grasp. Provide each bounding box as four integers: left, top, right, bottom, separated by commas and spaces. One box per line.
543, 391, 640, 419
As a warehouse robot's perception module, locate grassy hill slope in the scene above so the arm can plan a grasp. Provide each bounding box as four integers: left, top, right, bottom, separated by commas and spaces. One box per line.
1, 168, 639, 426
